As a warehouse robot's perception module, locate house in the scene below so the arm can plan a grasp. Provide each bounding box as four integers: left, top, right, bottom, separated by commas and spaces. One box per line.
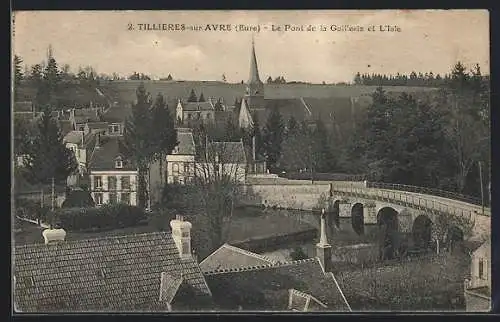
13, 216, 213, 312
88, 135, 138, 206
69, 108, 104, 132
175, 100, 215, 125
203, 212, 352, 311
196, 141, 247, 184
166, 128, 196, 185
100, 104, 132, 136
464, 240, 491, 311
63, 131, 97, 175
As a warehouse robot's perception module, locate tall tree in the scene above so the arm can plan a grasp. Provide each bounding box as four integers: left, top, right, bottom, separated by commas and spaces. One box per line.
123, 83, 155, 208
262, 108, 284, 172
312, 119, 336, 173
150, 93, 179, 190
198, 92, 206, 102
24, 106, 78, 184
187, 89, 198, 102
43, 53, 61, 106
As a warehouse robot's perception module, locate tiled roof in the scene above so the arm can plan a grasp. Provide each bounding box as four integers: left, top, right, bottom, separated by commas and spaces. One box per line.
200, 244, 278, 273
288, 289, 328, 311
63, 131, 84, 145
173, 131, 196, 155
159, 272, 184, 304
181, 101, 214, 112
58, 120, 74, 137
73, 109, 102, 124
204, 258, 351, 311
208, 141, 247, 164
101, 105, 132, 123
14, 232, 212, 312
88, 136, 136, 171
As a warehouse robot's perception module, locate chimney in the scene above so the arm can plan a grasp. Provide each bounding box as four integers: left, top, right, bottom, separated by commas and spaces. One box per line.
316, 209, 332, 272
42, 227, 67, 244
170, 215, 192, 259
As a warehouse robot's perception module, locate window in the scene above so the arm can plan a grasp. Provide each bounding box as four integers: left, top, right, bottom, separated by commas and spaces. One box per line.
187, 113, 192, 119
94, 193, 103, 205
121, 192, 130, 205
108, 176, 117, 190
115, 159, 123, 169
109, 192, 117, 204
479, 258, 485, 279
94, 176, 102, 189
113, 125, 120, 133
121, 176, 131, 190
172, 163, 180, 176
184, 163, 190, 175
79, 126, 85, 131
206, 113, 211, 119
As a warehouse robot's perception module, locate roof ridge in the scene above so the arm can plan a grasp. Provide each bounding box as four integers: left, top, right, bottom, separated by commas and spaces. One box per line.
203, 257, 318, 276
222, 244, 277, 264
289, 288, 328, 309
14, 231, 171, 249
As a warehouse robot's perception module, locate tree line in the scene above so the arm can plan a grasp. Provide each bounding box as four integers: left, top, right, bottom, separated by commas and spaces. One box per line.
14, 52, 78, 186
254, 62, 490, 200
353, 66, 489, 88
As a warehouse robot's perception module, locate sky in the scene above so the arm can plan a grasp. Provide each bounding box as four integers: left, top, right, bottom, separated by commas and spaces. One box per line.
12, 10, 489, 83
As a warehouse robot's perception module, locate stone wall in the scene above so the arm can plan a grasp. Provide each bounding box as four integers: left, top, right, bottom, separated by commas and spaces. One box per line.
240, 183, 331, 210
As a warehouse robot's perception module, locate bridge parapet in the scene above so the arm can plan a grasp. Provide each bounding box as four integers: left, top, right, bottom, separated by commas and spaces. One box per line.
330, 183, 490, 240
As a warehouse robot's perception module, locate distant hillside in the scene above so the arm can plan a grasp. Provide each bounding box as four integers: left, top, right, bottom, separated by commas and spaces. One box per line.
101, 80, 438, 106
16, 81, 110, 109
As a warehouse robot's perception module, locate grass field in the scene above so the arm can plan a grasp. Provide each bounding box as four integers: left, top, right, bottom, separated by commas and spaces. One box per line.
101, 80, 438, 105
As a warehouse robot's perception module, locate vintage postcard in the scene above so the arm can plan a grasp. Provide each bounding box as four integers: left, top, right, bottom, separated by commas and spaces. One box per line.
12, 10, 491, 313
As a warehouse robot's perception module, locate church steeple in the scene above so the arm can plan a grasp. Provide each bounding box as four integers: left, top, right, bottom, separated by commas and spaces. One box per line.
244, 37, 265, 110
248, 37, 262, 84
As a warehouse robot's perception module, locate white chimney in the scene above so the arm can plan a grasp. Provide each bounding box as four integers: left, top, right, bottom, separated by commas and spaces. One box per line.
42, 228, 67, 244
170, 215, 192, 259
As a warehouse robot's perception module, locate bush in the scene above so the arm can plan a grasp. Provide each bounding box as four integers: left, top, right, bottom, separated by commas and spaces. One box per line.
290, 247, 308, 260
54, 203, 147, 231
61, 189, 95, 208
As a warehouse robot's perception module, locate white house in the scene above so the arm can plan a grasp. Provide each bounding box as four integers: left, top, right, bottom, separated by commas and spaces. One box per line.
166, 128, 197, 185
464, 240, 491, 311
195, 141, 247, 184
88, 135, 138, 206
176, 99, 215, 125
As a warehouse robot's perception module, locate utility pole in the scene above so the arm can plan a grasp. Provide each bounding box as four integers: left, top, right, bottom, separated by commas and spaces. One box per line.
478, 161, 485, 216
51, 177, 55, 212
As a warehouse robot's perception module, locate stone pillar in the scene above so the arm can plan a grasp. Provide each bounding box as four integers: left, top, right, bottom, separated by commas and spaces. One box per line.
316, 209, 332, 272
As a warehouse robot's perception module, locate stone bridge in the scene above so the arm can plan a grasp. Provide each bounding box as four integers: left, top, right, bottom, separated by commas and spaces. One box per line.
241, 177, 491, 245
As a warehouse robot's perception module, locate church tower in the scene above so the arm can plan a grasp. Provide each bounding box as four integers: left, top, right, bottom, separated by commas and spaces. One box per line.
244, 38, 265, 110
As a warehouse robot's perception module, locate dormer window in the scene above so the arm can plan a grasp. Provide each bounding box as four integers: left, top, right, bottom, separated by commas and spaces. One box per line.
115, 156, 123, 169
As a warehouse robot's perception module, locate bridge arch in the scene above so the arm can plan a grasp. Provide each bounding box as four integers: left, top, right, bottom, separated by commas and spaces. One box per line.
447, 225, 464, 252
412, 215, 433, 250
351, 203, 364, 235
377, 207, 399, 260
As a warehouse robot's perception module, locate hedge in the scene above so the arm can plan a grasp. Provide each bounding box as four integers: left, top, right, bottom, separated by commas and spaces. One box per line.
53, 204, 147, 231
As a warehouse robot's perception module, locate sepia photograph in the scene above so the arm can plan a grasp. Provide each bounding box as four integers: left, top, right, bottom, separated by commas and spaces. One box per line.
11, 10, 491, 313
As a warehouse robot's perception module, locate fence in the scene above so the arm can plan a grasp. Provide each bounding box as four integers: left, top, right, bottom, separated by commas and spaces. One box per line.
282, 172, 367, 182
367, 182, 486, 207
